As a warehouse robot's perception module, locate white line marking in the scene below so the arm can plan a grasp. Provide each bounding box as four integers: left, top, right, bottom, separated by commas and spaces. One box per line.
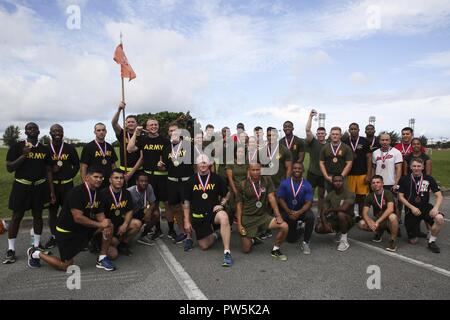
351, 238, 450, 278
444, 218, 450, 222
156, 239, 207, 300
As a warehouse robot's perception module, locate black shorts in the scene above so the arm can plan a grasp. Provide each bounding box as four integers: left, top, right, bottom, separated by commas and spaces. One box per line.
406, 203, 441, 226
49, 182, 74, 210
55, 230, 92, 262
149, 175, 168, 202
307, 171, 325, 189
8, 180, 49, 212
167, 179, 189, 205
191, 212, 218, 241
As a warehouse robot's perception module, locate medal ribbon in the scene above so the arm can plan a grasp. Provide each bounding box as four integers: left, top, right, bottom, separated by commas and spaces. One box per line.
285, 136, 294, 150
84, 182, 97, 209
381, 147, 391, 165
171, 141, 182, 161
250, 179, 262, 201
330, 142, 341, 157
267, 143, 279, 161
402, 143, 412, 155
350, 137, 360, 153
136, 186, 147, 208
50, 141, 64, 160
411, 174, 423, 196
374, 190, 385, 210
94, 140, 107, 158
197, 172, 211, 194
248, 148, 258, 162
109, 185, 123, 208
290, 178, 304, 200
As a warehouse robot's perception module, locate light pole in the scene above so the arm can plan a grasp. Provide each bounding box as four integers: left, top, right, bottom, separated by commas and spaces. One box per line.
319, 113, 326, 128
409, 118, 415, 131
369, 116, 376, 126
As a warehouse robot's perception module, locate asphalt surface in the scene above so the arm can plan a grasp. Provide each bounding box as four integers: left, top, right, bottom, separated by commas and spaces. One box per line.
1, 197, 449, 300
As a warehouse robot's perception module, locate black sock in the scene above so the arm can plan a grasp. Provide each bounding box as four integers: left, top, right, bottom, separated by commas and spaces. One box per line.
155, 222, 162, 232
168, 221, 174, 233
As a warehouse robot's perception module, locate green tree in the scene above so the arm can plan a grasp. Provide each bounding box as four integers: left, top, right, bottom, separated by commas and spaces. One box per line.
2, 125, 21, 147
386, 130, 400, 146
136, 111, 200, 139
418, 135, 428, 147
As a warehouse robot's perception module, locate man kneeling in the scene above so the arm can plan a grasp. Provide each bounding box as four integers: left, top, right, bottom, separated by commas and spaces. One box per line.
27, 167, 116, 271
358, 175, 398, 252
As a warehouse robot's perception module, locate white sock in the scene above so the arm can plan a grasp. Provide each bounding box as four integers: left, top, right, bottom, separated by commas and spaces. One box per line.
341, 233, 348, 242
98, 255, 106, 261
32, 251, 41, 259
224, 249, 230, 255
8, 238, 16, 251
429, 235, 437, 243
34, 234, 41, 248
273, 245, 280, 251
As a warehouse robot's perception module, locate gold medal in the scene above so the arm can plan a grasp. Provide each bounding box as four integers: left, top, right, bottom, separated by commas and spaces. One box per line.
57, 160, 63, 167
102, 158, 108, 165
173, 160, 180, 167
240, 227, 247, 236
202, 193, 208, 200
115, 210, 121, 216
332, 157, 338, 163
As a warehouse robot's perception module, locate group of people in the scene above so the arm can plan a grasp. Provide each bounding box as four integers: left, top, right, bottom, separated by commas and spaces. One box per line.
2, 104, 445, 271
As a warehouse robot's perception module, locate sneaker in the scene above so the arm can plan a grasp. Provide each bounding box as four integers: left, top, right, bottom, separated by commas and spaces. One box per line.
150, 229, 164, 241
44, 236, 56, 249
3, 249, 16, 264
372, 233, 383, 243
428, 241, 440, 253
167, 230, 177, 241
252, 237, 264, 246
258, 232, 267, 240
408, 237, 418, 245
222, 252, 233, 267
386, 239, 397, 252
354, 216, 362, 223
184, 238, 193, 252
265, 230, 273, 238
271, 249, 288, 261
117, 243, 132, 256
36, 244, 52, 256
27, 247, 41, 268
174, 233, 187, 244
337, 240, 350, 252
301, 242, 311, 255
96, 256, 116, 271
137, 235, 156, 246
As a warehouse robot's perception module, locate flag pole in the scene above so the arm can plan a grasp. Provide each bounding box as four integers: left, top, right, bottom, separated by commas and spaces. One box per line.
120, 32, 128, 175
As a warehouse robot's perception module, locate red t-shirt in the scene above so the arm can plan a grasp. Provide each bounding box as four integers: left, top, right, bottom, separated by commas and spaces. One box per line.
394, 143, 426, 156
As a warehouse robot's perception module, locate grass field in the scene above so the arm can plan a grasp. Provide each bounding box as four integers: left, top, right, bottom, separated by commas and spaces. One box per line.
0, 147, 449, 218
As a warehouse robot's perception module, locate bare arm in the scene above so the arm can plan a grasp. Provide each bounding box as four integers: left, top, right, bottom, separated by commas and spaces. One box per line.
226, 169, 238, 195
342, 160, 353, 178
402, 161, 408, 176
6, 144, 31, 172
285, 160, 293, 178
297, 151, 305, 164
277, 198, 292, 218
394, 163, 402, 185
319, 160, 330, 182
111, 102, 125, 136
376, 202, 395, 224
72, 209, 108, 229
127, 128, 140, 153
80, 163, 88, 182
426, 159, 432, 176
46, 165, 55, 204
305, 110, 315, 143
268, 192, 283, 223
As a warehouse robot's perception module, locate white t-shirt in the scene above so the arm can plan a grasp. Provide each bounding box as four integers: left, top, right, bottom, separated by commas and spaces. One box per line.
372, 147, 403, 186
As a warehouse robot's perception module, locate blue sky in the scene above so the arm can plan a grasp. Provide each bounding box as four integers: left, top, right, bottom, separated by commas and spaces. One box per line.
1, 0, 450, 143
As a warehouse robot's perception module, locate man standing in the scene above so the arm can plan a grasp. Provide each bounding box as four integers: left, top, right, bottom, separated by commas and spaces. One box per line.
262, 127, 292, 189
277, 162, 315, 254
45, 124, 80, 249
100, 169, 139, 256
4, 122, 55, 264
183, 155, 233, 267
166, 122, 194, 244
128, 119, 170, 239
365, 124, 380, 152
315, 175, 355, 252
399, 158, 445, 253
358, 175, 398, 252
235, 163, 289, 260
27, 167, 116, 271
280, 121, 305, 164
80, 123, 118, 189
395, 127, 426, 157
319, 127, 353, 193
111, 101, 143, 186
343, 123, 372, 219
305, 109, 327, 211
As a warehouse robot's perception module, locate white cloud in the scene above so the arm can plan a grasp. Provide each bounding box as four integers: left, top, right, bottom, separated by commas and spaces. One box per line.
412, 51, 450, 68
350, 72, 370, 85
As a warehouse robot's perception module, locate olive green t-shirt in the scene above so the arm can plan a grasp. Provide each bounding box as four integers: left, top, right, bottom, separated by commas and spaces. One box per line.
323, 189, 355, 216
261, 143, 292, 188
319, 142, 353, 175
235, 177, 275, 217
226, 163, 249, 185
306, 137, 326, 176
364, 190, 394, 218
279, 135, 305, 164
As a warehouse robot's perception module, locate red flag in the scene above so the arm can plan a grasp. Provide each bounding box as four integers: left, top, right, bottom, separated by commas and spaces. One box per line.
113, 44, 136, 81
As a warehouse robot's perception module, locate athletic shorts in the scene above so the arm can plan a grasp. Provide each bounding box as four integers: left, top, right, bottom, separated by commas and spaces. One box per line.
347, 175, 369, 195
307, 171, 325, 189
49, 181, 74, 210
241, 213, 273, 238
8, 180, 49, 212
191, 212, 218, 240
55, 230, 92, 262
167, 179, 189, 205
326, 212, 354, 233
149, 174, 168, 202
406, 203, 443, 226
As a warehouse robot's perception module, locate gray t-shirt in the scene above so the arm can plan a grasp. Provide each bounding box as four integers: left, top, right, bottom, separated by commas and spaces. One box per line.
127, 185, 157, 213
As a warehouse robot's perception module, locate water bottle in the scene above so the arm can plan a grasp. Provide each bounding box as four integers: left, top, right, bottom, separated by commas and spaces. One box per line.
30, 228, 35, 246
